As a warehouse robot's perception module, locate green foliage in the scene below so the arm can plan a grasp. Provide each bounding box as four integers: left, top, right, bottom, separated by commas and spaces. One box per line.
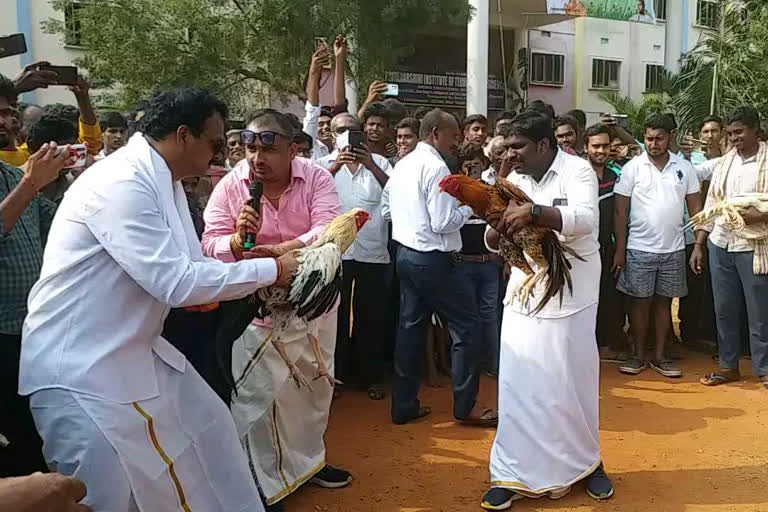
582, 0, 635, 21
44, 0, 471, 112
599, 90, 672, 139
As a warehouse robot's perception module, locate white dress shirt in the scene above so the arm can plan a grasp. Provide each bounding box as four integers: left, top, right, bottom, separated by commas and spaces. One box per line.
317, 150, 393, 263
486, 150, 600, 318
695, 152, 760, 252
381, 142, 472, 252
19, 134, 278, 403
481, 167, 497, 185
302, 101, 331, 162
614, 151, 700, 253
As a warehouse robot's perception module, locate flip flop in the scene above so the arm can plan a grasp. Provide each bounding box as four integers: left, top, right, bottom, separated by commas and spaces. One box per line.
760, 376, 768, 389
367, 385, 386, 400
699, 371, 740, 386
460, 408, 498, 427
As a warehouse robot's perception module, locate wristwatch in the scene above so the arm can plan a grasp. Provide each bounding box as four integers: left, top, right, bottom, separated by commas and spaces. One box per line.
531, 204, 543, 222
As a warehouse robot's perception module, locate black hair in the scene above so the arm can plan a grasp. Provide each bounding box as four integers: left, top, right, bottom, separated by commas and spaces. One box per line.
292, 130, 313, 146
99, 111, 128, 130
419, 108, 455, 139
495, 111, 516, 123
244, 108, 297, 138
44, 103, 80, 124
583, 123, 612, 143
462, 114, 488, 131
554, 115, 579, 132
726, 106, 761, 130
361, 102, 390, 127
663, 113, 678, 130
0, 74, 16, 103
27, 114, 79, 153
382, 98, 408, 125
413, 106, 431, 120
319, 106, 333, 119
644, 113, 676, 133
527, 100, 556, 119
566, 109, 587, 129
140, 88, 227, 139
457, 143, 490, 168
698, 115, 723, 132
284, 112, 302, 131
500, 110, 557, 150
396, 117, 420, 134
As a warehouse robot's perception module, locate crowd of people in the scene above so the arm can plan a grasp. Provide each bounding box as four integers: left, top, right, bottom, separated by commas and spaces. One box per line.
0, 32, 766, 512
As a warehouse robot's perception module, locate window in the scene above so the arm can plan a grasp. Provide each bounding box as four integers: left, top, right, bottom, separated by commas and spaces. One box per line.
654, 0, 667, 21
645, 64, 665, 92
696, 0, 718, 28
530, 53, 565, 86
592, 59, 621, 89
64, 1, 86, 47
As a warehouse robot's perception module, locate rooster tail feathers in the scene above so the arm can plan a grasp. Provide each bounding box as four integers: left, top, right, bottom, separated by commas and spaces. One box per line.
530, 231, 576, 316
289, 243, 342, 320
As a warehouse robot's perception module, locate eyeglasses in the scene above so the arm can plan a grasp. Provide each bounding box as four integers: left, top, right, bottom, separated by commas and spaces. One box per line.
240, 130, 288, 146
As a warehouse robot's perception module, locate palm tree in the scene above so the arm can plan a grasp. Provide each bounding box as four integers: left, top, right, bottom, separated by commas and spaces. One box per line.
672, 0, 766, 134
598, 91, 672, 140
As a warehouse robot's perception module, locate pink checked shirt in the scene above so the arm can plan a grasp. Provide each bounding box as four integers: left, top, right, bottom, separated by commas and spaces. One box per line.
202, 157, 341, 263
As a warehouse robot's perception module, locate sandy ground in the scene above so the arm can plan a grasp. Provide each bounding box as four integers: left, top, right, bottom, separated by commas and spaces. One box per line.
284, 351, 768, 512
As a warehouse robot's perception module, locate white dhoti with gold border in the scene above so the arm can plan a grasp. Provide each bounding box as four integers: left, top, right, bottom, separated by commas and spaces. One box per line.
230, 309, 337, 505
30, 352, 264, 512
490, 303, 601, 497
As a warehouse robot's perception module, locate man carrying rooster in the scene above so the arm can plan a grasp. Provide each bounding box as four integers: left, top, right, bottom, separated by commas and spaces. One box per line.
441, 110, 612, 510
202, 109, 351, 510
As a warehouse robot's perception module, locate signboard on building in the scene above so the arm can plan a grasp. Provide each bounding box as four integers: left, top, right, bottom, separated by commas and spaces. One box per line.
384, 71, 506, 112
547, 0, 656, 24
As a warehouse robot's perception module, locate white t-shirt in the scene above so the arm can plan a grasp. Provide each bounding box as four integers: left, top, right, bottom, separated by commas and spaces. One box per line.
614, 151, 700, 253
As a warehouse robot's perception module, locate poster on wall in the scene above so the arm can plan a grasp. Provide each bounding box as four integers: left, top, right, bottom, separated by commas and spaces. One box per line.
547, 0, 656, 24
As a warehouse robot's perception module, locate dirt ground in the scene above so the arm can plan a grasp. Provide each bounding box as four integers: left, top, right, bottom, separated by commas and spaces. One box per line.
285, 351, 768, 512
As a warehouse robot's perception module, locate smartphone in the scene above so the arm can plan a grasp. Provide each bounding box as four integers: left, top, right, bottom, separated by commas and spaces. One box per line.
38, 64, 78, 86
55, 144, 88, 169
383, 83, 399, 97
0, 33, 27, 59
348, 131, 365, 151
313, 37, 332, 70
613, 114, 629, 129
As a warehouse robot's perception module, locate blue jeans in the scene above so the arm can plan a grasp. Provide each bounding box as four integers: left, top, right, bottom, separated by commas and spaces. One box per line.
392, 247, 481, 422
460, 259, 501, 374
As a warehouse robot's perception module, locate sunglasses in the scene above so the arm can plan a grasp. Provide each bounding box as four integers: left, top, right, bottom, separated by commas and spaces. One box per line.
240, 130, 289, 146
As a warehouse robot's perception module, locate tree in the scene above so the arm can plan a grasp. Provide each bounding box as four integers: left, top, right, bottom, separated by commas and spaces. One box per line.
672, 0, 768, 134
599, 91, 672, 140
44, 0, 471, 111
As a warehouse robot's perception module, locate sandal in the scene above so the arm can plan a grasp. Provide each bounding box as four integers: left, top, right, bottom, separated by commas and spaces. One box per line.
367, 385, 386, 401
699, 371, 740, 386
760, 376, 768, 389
460, 408, 498, 427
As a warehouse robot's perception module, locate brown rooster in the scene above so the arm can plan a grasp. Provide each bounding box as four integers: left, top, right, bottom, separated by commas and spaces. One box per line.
439, 174, 583, 315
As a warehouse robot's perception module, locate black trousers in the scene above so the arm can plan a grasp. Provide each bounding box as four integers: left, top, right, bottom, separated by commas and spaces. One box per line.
392, 247, 481, 422
0, 333, 47, 477
597, 245, 626, 348
679, 244, 717, 343
162, 308, 232, 406
335, 260, 393, 386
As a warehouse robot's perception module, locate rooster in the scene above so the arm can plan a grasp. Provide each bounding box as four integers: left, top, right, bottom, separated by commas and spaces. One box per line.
685, 192, 768, 240
439, 174, 583, 315
215, 208, 370, 393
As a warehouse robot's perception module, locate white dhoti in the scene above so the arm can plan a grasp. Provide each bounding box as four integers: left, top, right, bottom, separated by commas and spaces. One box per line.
490, 303, 600, 497
230, 309, 337, 505
30, 354, 264, 512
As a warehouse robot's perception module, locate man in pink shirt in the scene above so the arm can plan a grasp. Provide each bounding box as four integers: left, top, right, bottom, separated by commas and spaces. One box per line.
202, 109, 349, 510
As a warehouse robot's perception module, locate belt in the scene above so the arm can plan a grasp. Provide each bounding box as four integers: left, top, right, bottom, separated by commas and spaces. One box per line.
459, 253, 493, 263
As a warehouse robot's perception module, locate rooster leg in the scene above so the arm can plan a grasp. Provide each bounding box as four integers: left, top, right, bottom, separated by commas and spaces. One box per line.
272, 337, 311, 390
308, 332, 341, 387
505, 273, 533, 305
516, 266, 548, 308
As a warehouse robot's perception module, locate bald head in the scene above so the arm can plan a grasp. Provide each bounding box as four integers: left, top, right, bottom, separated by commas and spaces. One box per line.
487, 135, 507, 170
331, 113, 359, 133
419, 108, 460, 156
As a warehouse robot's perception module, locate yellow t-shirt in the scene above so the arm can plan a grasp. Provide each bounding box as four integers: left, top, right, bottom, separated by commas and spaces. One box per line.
0, 147, 31, 167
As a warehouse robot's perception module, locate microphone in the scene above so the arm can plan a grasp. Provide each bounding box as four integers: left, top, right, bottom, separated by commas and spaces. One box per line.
243, 181, 263, 250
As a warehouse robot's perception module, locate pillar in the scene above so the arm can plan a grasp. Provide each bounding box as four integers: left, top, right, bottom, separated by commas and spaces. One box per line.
467, 0, 489, 117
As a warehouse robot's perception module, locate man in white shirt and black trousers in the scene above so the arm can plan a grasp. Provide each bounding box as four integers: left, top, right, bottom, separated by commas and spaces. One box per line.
382, 108, 496, 426
317, 117, 394, 400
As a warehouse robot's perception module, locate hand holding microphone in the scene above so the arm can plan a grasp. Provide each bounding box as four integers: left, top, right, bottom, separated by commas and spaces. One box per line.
244, 181, 263, 250
233, 181, 263, 255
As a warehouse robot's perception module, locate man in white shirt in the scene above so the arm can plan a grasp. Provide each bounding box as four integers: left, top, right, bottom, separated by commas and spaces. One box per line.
692, 106, 768, 389
316, 118, 394, 399
613, 114, 703, 378
381, 109, 494, 426
481, 111, 611, 510
18, 88, 299, 512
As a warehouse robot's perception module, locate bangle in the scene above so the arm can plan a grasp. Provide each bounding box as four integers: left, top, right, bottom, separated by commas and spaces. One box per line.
694, 242, 706, 247
274, 257, 283, 282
